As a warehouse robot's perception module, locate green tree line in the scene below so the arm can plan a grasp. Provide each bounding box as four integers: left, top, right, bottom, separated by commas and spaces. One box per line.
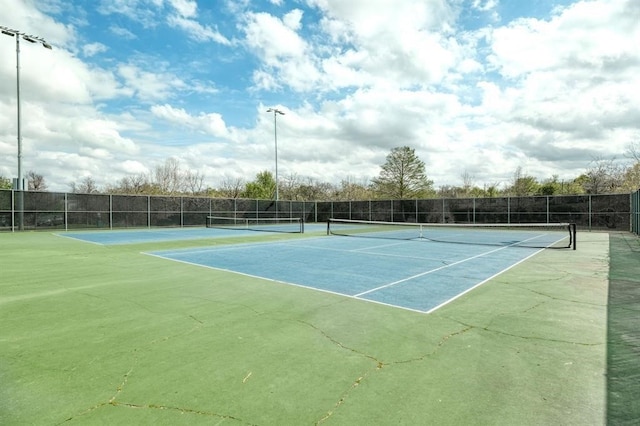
2, 145, 640, 200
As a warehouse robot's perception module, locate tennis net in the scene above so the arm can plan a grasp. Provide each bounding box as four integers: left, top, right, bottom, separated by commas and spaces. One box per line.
207, 216, 304, 233
327, 218, 576, 249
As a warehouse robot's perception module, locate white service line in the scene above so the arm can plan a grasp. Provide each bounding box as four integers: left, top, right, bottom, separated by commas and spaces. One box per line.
354, 233, 544, 297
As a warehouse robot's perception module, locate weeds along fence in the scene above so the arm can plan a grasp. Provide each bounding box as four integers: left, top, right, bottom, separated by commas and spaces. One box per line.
0, 189, 633, 233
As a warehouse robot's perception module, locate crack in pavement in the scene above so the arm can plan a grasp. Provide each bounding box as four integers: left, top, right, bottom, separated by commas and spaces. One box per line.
299, 319, 473, 424
509, 284, 607, 308
58, 316, 257, 425
445, 316, 603, 347
59, 361, 256, 425
315, 361, 384, 425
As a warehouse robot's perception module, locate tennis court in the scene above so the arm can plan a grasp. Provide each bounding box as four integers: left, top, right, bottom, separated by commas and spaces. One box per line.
1, 224, 635, 425
58, 226, 282, 245
147, 232, 563, 313
58, 217, 313, 245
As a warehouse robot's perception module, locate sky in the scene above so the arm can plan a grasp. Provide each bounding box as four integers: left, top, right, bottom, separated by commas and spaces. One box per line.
1, 0, 639, 193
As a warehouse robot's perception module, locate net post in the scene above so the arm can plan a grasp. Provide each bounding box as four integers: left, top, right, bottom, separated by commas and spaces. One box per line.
571, 223, 577, 250
327, 219, 330, 235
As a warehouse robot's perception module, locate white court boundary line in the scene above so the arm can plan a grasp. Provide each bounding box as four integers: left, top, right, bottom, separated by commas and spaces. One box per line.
355, 243, 515, 297
353, 233, 552, 313
143, 251, 430, 314
145, 233, 559, 315
425, 247, 544, 314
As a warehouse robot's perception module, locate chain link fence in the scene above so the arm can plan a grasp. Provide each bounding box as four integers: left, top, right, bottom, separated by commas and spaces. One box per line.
0, 189, 633, 232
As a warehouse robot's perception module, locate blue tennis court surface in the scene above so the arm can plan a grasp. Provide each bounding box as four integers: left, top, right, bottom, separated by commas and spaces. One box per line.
147, 235, 553, 313
57, 226, 313, 245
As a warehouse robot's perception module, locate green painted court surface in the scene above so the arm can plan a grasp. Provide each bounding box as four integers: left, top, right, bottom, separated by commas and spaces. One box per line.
1, 228, 638, 425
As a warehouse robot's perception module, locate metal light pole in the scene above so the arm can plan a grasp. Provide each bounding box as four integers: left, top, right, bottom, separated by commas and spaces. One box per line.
266, 108, 284, 202
1, 26, 52, 230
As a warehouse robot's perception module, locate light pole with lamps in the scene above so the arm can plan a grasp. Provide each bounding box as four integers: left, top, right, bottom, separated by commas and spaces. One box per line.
1, 25, 52, 230
266, 107, 284, 203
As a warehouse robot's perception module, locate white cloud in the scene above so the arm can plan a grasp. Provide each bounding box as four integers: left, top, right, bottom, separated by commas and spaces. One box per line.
479, 0, 640, 165
471, 0, 498, 13
82, 42, 108, 57
150, 104, 230, 137
243, 11, 321, 91
282, 9, 303, 31
244, 12, 309, 62
97, 0, 161, 28
69, 118, 139, 153
117, 64, 187, 102
488, 0, 640, 77
167, 0, 197, 18
166, 15, 230, 44
120, 160, 149, 175
1, 0, 638, 193
244, 0, 466, 93
109, 25, 137, 40
164, 0, 230, 44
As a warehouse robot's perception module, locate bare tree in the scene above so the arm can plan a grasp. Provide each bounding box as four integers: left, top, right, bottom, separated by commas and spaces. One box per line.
184, 169, 206, 195
334, 177, 371, 201
626, 138, 640, 162
279, 173, 302, 200
461, 170, 474, 196
153, 158, 183, 195
105, 174, 153, 194
582, 157, 625, 194
296, 178, 335, 201
70, 176, 100, 194
26, 171, 47, 191
217, 177, 245, 198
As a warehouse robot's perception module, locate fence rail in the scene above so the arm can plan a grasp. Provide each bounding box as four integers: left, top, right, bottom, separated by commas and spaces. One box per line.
0, 190, 633, 233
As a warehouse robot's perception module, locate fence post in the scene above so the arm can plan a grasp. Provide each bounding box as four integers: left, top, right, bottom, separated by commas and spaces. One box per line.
65, 192, 68, 231
635, 189, 640, 235
589, 194, 593, 231
546, 196, 550, 224
473, 198, 476, 224
11, 189, 15, 232
632, 189, 639, 235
